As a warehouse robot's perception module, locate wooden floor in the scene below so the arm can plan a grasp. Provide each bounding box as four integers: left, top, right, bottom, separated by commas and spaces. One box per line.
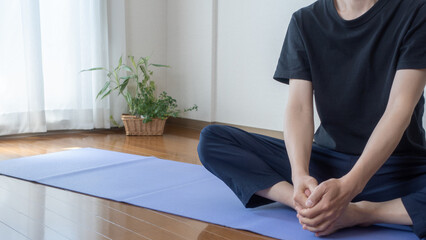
0, 124, 276, 240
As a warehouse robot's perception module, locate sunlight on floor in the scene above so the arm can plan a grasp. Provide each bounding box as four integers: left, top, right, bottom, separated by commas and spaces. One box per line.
62, 147, 82, 150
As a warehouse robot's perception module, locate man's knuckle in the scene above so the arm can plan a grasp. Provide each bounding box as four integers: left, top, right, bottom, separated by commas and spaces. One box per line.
318, 226, 327, 232
323, 182, 330, 189
312, 219, 321, 226
323, 223, 333, 231
322, 203, 330, 211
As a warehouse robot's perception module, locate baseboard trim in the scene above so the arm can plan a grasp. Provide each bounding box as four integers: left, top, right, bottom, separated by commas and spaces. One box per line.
1, 118, 283, 140
166, 117, 283, 139
166, 117, 211, 130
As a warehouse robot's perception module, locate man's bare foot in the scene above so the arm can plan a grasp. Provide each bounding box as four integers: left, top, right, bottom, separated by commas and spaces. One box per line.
314, 201, 372, 236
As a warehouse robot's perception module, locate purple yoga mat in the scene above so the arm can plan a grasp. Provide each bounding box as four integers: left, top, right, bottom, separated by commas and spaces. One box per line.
0, 148, 417, 240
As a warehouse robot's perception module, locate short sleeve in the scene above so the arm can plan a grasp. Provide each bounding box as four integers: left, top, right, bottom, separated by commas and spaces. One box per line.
273, 15, 311, 84
397, 4, 426, 70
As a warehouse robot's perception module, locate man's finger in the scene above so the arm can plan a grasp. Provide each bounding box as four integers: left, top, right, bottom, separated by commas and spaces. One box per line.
298, 214, 322, 227
306, 184, 325, 208
294, 202, 303, 212
304, 188, 311, 197
301, 220, 331, 233
294, 191, 309, 208
299, 199, 327, 218
306, 180, 318, 195
315, 220, 339, 237
316, 228, 335, 237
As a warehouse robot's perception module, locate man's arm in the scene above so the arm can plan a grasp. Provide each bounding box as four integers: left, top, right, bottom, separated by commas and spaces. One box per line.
284, 79, 317, 209
347, 69, 426, 190
298, 69, 426, 234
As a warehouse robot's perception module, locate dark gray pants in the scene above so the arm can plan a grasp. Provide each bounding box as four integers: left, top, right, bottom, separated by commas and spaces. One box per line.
197, 125, 426, 238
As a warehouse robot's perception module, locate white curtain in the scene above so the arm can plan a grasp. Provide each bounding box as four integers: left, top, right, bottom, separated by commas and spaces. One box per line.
0, 0, 110, 136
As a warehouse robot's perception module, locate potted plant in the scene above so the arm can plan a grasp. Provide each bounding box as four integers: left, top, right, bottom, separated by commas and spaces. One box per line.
82, 56, 197, 136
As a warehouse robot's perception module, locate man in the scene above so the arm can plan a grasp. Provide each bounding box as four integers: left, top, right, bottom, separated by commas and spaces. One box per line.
198, 0, 426, 238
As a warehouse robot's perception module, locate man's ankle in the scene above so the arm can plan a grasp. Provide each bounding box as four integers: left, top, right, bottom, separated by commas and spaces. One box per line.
353, 201, 375, 226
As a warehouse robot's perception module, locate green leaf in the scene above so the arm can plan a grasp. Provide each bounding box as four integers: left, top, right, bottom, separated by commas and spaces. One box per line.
184, 104, 198, 112
139, 65, 148, 78
119, 76, 131, 81
114, 56, 123, 72
109, 115, 121, 127
129, 56, 137, 69
96, 81, 111, 99
137, 57, 146, 66
80, 67, 105, 73
125, 92, 132, 102
113, 71, 118, 80
151, 64, 170, 68
100, 89, 112, 100
119, 78, 130, 93
121, 65, 133, 73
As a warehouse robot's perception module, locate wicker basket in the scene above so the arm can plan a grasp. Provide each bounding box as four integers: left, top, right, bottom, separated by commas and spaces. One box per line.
121, 114, 167, 136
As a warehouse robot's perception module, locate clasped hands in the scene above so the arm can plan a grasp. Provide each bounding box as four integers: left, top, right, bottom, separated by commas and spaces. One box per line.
292, 175, 358, 236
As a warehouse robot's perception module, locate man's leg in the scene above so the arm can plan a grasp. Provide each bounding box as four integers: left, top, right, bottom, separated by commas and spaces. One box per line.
358, 198, 412, 225
198, 126, 354, 208
256, 181, 295, 208
198, 125, 426, 238
357, 155, 426, 238
401, 186, 426, 238
198, 125, 354, 208
198, 125, 294, 208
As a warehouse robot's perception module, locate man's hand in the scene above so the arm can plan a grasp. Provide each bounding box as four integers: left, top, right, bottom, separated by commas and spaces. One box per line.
292, 175, 318, 211
296, 177, 359, 235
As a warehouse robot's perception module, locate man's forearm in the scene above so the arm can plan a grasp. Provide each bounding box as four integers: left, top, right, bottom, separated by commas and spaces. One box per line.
285, 80, 318, 209
345, 105, 412, 193
284, 103, 314, 180
345, 69, 426, 194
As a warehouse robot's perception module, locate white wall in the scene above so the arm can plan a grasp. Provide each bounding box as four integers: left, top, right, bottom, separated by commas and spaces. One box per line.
107, 0, 127, 123
216, 0, 315, 131
166, 0, 214, 122
123, 0, 317, 131
125, 0, 167, 93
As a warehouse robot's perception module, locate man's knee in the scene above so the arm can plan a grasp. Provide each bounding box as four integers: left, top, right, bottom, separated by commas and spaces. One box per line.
198, 125, 219, 164
198, 125, 233, 167
200, 124, 229, 138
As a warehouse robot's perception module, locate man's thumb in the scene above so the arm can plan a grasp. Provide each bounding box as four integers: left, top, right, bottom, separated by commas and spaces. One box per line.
305, 186, 323, 208
305, 180, 318, 198
304, 188, 311, 197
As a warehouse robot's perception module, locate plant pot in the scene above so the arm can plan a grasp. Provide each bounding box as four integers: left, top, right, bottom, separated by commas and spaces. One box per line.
121, 114, 167, 136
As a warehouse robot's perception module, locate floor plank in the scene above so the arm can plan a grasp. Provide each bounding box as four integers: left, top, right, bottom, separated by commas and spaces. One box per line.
0, 125, 276, 240
0, 221, 30, 240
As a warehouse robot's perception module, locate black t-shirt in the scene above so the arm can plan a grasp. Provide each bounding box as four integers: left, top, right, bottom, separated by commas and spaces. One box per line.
274, 0, 426, 155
